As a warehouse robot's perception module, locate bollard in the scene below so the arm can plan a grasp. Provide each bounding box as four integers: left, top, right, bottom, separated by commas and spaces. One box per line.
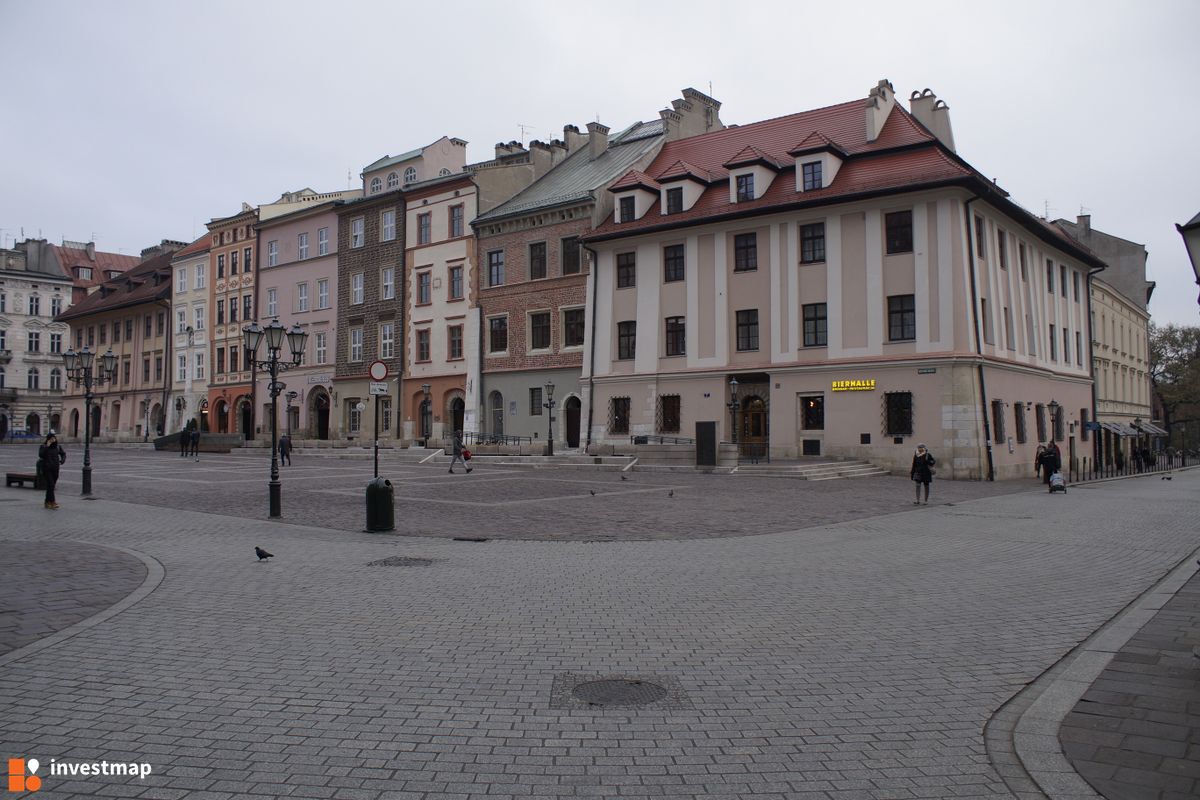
365, 477, 395, 532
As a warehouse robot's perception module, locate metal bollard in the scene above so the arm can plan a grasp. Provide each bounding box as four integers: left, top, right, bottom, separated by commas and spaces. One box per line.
365, 477, 395, 532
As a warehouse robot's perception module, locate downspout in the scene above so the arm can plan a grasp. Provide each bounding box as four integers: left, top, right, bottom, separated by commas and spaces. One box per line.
581, 241, 600, 452
1085, 263, 1106, 469
963, 195, 995, 481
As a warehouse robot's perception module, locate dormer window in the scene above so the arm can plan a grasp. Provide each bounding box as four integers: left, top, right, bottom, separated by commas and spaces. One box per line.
666, 188, 683, 214
77, 266, 92, 280
802, 162, 823, 191
736, 174, 755, 202
370, 177, 382, 193
386, 171, 399, 189
619, 196, 636, 223
404, 166, 417, 184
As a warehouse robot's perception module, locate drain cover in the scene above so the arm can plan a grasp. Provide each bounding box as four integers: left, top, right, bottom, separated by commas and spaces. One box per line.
367, 556, 434, 567
571, 679, 669, 707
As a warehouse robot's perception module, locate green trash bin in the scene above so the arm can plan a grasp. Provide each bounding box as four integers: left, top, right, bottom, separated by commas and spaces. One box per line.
365, 477, 395, 532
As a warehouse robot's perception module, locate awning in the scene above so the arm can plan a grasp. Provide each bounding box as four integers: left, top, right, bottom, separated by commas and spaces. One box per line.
1099, 421, 1138, 437
1136, 421, 1169, 436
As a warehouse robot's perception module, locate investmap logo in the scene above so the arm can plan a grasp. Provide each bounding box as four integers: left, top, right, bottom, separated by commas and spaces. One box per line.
8, 757, 152, 792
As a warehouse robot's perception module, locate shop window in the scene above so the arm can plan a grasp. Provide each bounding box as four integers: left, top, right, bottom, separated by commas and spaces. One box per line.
609, 397, 631, 435
883, 391, 913, 436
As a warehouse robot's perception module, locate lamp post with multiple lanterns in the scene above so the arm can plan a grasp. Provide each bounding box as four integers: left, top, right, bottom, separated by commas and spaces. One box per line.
243, 318, 308, 518
543, 380, 556, 456
61, 346, 118, 495
728, 377, 741, 447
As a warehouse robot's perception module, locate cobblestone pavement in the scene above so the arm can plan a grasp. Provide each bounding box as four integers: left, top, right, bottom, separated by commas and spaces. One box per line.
0, 448, 1197, 799
1058, 570, 1200, 800
0, 445, 1030, 540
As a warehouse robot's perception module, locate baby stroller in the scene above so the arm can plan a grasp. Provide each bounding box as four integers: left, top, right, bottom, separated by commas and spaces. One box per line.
1047, 471, 1067, 494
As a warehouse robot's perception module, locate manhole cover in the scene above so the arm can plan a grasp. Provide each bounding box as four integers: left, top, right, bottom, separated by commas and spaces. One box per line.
571, 679, 669, 707
367, 556, 434, 567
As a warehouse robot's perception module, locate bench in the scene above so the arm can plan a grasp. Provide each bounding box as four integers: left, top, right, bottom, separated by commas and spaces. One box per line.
5, 472, 45, 489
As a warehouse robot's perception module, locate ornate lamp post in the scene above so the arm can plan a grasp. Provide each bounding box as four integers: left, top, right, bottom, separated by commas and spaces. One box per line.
420, 383, 431, 447
728, 377, 741, 446
244, 318, 308, 518
62, 346, 118, 495
285, 390, 298, 437
543, 380, 556, 456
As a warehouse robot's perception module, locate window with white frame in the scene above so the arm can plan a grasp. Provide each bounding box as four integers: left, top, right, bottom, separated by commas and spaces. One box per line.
380, 322, 394, 359
387, 171, 398, 189
298, 232, 309, 260
351, 218, 364, 248
380, 397, 392, 432
352, 273, 364, 304
350, 327, 363, 361
317, 279, 329, 309
176, 308, 187, 333
195, 351, 206, 379
382, 210, 396, 241
49, 333, 62, 354
193, 305, 205, 330
370, 176, 382, 193
404, 166, 416, 183
349, 402, 362, 433
318, 227, 329, 255
297, 282, 309, 312
194, 263, 205, 289
177, 354, 187, 382
267, 288, 278, 317
315, 332, 327, 364
382, 267, 395, 300
267, 240, 279, 267
177, 268, 187, 293
417, 271, 431, 304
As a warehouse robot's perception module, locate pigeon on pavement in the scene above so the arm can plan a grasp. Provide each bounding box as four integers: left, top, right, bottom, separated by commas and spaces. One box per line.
589, 489, 596, 496
620, 475, 628, 481
668, 490, 674, 498
255, 546, 274, 561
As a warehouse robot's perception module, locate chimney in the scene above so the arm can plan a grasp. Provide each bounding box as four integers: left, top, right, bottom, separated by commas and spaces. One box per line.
907, 88, 956, 152
563, 124, 586, 153
664, 88, 724, 141
528, 140, 553, 175
85, 241, 96, 261
586, 122, 610, 160
1077, 214, 1091, 236
549, 139, 569, 165
865, 79, 896, 142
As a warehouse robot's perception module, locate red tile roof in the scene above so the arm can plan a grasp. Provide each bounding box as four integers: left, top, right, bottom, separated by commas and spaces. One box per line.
608, 169, 661, 194
56, 250, 175, 322
788, 131, 848, 157
655, 159, 720, 184
48, 243, 140, 285
171, 233, 210, 259
723, 144, 785, 171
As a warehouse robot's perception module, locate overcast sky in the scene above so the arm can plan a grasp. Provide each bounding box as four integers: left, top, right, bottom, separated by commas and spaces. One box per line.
2, 0, 1197, 324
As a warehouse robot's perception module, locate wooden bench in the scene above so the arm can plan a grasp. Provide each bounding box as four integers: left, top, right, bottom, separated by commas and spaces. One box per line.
5, 472, 45, 489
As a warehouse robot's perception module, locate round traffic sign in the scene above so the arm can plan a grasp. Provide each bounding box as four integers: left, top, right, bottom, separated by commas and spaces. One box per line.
369, 360, 388, 381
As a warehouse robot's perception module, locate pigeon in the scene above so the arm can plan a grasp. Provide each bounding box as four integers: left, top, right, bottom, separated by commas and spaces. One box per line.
589, 490, 596, 496
620, 475, 628, 481
255, 546, 274, 561
1162, 475, 1173, 480
668, 490, 674, 498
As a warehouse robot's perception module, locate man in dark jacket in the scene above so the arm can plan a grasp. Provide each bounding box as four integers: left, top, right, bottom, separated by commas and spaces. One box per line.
179, 427, 189, 457
38, 432, 67, 509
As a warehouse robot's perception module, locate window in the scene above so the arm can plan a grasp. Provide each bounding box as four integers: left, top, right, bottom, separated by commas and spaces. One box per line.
981, 298, 993, 345
1072, 270, 1080, 302
297, 283, 309, 312
736, 309, 759, 351
530, 387, 544, 416
1014, 402, 1027, 444
126, 319, 133, 339
244, 247, 252, 273
318, 279, 329, 309
800, 222, 825, 263
616, 252, 636, 287
1049, 324, 1057, 360
736, 173, 754, 202
267, 240, 278, 267
49, 332, 62, 354
885, 211, 913, 254
530, 312, 551, 350
27, 367, 39, 389
229, 346, 239, 373
449, 205, 464, 238
488, 250, 505, 286
733, 233, 757, 271
801, 396, 824, 430
1046, 260, 1055, 293
267, 288, 278, 317
617, 321, 636, 360
884, 392, 913, 436
1004, 306, 1015, 350
216, 300, 225, 325
192, 305, 204, 331
563, 309, 585, 347
370, 176, 382, 193
663, 244, 685, 282
657, 394, 681, 434
243, 295, 252, 322
619, 196, 635, 223
103, 322, 110, 344
974, 216, 987, 259
529, 242, 547, 280
1063, 328, 1070, 364
561, 237, 581, 274
448, 265, 463, 299
381, 398, 392, 433
610, 397, 631, 434
87, 327, 94, 346
665, 316, 685, 356
404, 166, 416, 183
298, 232, 309, 260
803, 303, 827, 347
349, 327, 363, 362
380, 322, 394, 359
888, 295, 916, 341
193, 352, 204, 380
489, 316, 508, 353
997, 229, 1008, 269
351, 217, 364, 248
448, 325, 463, 360
145, 314, 152, 338
177, 354, 187, 382
1054, 406, 1065, 442
1019, 243, 1028, 281
318, 227, 329, 256
417, 212, 431, 245
1076, 331, 1083, 366
802, 161, 822, 191
387, 171, 398, 189
417, 271, 431, 304
666, 187, 683, 214
349, 403, 362, 434
1060, 265, 1068, 297
177, 268, 187, 293
991, 399, 1006, 443
0, 293, 4, 313
352, 273, 364, 304
216, 347, 225, 374
314, 332, 327, 364
383, 267, 395, 300
28, 295, 40, 315
230, 249, 238, 274
143, 358, 151, 382
27, 331, 40, 352
382, 210, 396, 241
217, 254, 225, 278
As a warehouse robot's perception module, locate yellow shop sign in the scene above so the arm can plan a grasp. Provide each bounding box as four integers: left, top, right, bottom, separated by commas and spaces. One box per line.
831, 379, 876, 392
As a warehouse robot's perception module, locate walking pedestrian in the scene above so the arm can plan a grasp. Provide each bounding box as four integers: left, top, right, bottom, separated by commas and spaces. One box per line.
910, 443, 935, 505
1034, 443, 1046, 478
179, 427, 189, 457
38, 431, 67, 509
1041, 441, 1061, 484
189, 428, 200, 461
279, 434, 292, 466
1115, 447, 1125, 474
449, 430, 472, 474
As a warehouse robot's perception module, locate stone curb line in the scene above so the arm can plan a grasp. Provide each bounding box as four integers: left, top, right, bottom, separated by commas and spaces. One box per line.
995, 542, 1200, 800
0, 541, 166, 670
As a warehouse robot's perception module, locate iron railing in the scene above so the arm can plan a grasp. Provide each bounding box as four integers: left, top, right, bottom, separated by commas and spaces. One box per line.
1062, 451, 1189, 484
629, 434, 695, 446
462, 431, 534, 447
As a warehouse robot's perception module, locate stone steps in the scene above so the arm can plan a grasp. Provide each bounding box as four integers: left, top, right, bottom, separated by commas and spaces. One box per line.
734, 459, 889, 480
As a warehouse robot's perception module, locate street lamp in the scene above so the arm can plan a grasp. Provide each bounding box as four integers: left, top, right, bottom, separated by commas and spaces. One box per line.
244, 318, 308, 518
61, 346, 118, 495
285, 390, 298, 437
420, 383, 431, 447
543, 380, 556, 456
728, 377, 741, 446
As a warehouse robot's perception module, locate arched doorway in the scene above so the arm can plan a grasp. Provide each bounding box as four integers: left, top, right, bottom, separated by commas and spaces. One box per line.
238, 399, 253, 440
449, 397, 465, 436
90, 405, 101, 437
215, 399, 229, 433
739, 395, 768, 461
311, 390, 330, 439
26, 413, 40, 436
110, 402, 121, 433
488, 391, 504, 437
49, 413, 60, 433
419, 397, 432, 444
564, 396, 581, 448
150, 404, 162, 436
198, 398, 210, 432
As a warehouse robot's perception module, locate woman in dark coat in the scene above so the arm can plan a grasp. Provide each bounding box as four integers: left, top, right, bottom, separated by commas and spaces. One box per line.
38, 432, 67, 509
910, 443, 936, 505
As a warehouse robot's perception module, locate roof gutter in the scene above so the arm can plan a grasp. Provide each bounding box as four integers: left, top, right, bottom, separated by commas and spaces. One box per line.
963, 194, 995, 481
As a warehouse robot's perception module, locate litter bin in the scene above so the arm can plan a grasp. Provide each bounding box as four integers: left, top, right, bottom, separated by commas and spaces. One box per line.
365, 477, 395, 532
